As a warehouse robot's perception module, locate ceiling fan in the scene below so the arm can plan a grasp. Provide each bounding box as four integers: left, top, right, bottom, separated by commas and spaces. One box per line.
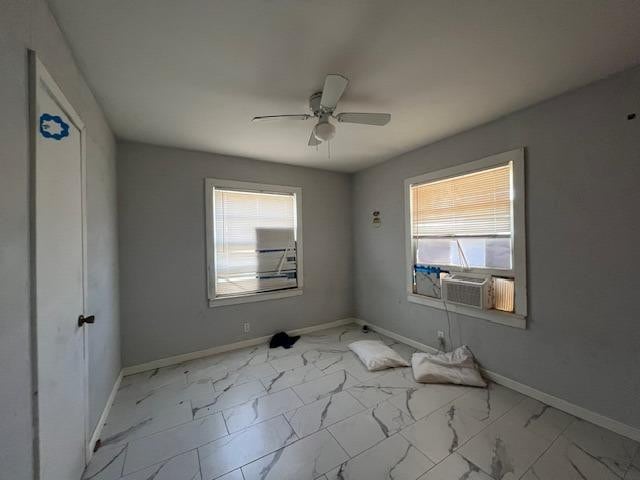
252, 74, 391, 146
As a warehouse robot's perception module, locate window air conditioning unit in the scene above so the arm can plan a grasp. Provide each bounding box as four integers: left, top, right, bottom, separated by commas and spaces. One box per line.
442, 274, 493, 310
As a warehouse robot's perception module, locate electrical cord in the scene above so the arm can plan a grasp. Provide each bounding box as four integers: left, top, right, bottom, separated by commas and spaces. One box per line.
418, 266, 460, 353
431, 272, 454, 352
443, 295, 454, 352
457, 307, 463, 348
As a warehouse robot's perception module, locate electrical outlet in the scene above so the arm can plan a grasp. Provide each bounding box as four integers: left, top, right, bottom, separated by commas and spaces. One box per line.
243, 322, 250, 333
437, 331, 445, 339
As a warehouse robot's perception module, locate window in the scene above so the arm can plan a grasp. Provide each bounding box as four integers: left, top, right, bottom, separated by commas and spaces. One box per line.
205, 179, 303, 306
404, 149, 527, 327
412, 164, 512, 270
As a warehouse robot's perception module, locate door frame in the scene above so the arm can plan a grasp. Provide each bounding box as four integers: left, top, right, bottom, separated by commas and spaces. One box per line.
28, 50, 92, 470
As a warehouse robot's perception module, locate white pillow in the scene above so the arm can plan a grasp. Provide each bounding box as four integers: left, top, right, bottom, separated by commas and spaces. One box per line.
348, 340, 410, 371
411, 346, 486, 387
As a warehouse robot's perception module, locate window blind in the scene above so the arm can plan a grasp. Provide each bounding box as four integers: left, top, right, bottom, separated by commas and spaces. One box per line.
214, 189, 297, 297
411, 163, 512, 238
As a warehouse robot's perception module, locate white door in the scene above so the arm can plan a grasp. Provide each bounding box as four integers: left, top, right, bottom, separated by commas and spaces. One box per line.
32, 54, 89, 480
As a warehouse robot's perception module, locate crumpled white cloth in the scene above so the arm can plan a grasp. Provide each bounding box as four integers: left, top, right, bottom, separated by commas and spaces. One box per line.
411, 345, 487, 387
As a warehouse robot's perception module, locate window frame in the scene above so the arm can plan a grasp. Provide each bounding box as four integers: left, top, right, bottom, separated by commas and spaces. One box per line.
404, 148, 527, 328
205, 178, 304, 307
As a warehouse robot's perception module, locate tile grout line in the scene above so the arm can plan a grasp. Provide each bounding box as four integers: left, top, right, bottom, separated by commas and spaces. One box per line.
327, 430, 432, 476
324, 411, 373, 459
624, 444, 640, 479
119, 447, 201, 479
107, 326, 610, 480
113, 409, 228, 476
107, 331, 367, 475
343, 386, 369, 409
118, 383, 496, 479
456, 392, 563, 480
402, 384, 528, 479
218, 398, 232, 436
320, 384, 433, 461
203, 358, 395, 475
107, 406, 207, 448
515, 415, 578, 480
218, 414, 300, 478
325, 425, 351, 465
450, 388, 528, 477
286, 392, 365, 441
288, 384, 307, 407
125, 333, 353, 409
206, 361, 352, 423
397, 390, 478, 465
120, 444, 128, 478
196, 447, 203, 480
107, 376, 208, 446
225, 367, 473, 449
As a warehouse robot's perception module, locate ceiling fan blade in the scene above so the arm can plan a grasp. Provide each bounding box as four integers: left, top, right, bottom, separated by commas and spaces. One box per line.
320, 74, 349, 110
252, 114, 311, 122
335, 112, 391, 126
308, 130, 321, 147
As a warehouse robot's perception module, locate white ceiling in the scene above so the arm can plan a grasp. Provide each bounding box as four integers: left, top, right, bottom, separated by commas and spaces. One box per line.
49, 0, 640, 172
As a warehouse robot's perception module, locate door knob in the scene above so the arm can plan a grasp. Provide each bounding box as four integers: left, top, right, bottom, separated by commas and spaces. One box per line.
78, 315, 95, 327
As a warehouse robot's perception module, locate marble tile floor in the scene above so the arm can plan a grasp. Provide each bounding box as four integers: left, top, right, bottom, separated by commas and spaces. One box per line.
84, 323, 639, 480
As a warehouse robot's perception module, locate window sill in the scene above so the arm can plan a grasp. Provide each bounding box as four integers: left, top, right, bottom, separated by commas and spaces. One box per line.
209, 288, 303, 307
407, 293, 526, 329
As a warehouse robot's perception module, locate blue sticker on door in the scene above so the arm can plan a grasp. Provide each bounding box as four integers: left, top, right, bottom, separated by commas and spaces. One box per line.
39, 113, 70, 140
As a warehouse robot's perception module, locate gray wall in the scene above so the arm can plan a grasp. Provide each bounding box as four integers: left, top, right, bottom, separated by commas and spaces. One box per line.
0, 1, 120, 477
118, 142, 353, 366
353, 66, 640, 429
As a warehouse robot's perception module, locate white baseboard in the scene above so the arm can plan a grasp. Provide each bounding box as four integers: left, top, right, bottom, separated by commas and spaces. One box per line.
122, 317, 356, 376
480, 370, 640, 442
88, 370, 122, 458
90, 319, 355, 454
117, 315, 640, 442
354, 318, 640, 443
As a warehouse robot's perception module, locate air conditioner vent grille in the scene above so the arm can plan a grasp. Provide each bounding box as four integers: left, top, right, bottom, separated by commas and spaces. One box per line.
445, 282, 482, 307
442, 273, 493, 309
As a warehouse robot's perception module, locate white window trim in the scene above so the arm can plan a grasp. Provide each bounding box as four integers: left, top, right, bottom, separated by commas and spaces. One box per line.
404, 148, 527, 328
205, 178, 304, 308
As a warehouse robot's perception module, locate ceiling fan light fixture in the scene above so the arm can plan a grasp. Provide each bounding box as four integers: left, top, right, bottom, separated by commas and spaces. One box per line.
313, 120, 336, 141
